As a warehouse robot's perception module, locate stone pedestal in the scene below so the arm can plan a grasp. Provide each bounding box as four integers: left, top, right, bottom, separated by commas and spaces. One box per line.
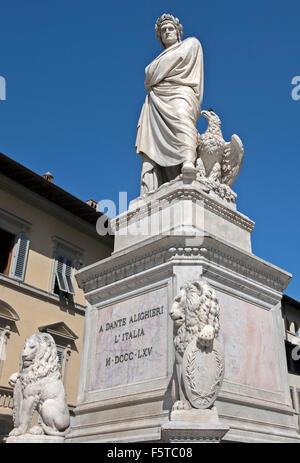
6, 434, 65, 443
162, 409, 229, 443
115, 176, 253, 253
67, 179, 299, 443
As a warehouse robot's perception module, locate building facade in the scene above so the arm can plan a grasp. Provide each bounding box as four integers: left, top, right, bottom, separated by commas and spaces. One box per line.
0, 153, 113, 439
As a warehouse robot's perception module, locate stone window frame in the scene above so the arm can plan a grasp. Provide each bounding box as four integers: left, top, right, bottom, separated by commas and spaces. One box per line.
0, 207, 32, 282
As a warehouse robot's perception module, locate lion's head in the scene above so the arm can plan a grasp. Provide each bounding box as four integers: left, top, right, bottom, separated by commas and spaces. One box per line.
170, 280, 220, 355
19, 333, 61, 388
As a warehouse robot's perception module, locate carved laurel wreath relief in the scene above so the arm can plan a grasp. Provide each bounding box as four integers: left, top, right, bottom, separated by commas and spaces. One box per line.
170, 279, 225, 410
183, 338, 224, 409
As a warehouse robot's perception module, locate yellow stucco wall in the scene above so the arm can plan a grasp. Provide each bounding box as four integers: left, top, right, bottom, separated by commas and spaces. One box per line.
0, 187, 110, 305
0, 181, 112, 432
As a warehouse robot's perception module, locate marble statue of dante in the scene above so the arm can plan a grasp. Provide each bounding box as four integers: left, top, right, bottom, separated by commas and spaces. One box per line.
135, 14, 204, 195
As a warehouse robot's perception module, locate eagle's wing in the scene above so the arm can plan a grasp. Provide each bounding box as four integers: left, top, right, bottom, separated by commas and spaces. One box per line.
222, 134, 244, 186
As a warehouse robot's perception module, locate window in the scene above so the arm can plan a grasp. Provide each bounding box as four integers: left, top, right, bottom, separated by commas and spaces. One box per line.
0, 208, 31, 282
51, 236, 83, 299
0, 228, 15, 275
11, 234, 30, 281
53, 255, 75, 296
0, 230, 30, 281
39, 322, 78, 385
56, 346, 65, 372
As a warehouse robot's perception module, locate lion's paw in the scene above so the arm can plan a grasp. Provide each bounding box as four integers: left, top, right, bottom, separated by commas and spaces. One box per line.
172, 400, 191, 411
8, 372, 19, 388
29, 425, 44, 435
199, 324, 214, 347
9, 426, 27, 437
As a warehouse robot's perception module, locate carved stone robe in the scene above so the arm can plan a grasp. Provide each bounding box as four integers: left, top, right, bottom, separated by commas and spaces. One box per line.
136, 37, 204, 193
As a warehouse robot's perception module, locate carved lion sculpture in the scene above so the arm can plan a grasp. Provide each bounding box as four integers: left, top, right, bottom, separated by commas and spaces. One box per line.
8, 333, 70, 437
169, 280, 221, 410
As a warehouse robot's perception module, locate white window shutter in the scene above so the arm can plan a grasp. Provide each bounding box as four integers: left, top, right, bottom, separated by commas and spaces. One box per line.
12, 234, 30, 281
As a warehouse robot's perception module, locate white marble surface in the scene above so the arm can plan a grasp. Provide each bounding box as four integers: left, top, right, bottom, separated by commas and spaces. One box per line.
70, 160, 296, 442
92, 286, 168, 390
8, 333, 70, 439
111, 178, 254, 253
6, 434, 65, 444
217, 291, 278, 391
136, 14, 204, 194
162, 408, 229, 443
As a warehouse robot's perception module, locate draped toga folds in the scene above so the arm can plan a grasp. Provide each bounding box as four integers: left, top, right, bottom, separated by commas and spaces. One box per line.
135, 37, 204, 193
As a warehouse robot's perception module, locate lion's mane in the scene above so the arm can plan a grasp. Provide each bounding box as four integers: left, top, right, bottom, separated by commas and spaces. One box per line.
19, 333, 61, 390
174, 281, 220, 356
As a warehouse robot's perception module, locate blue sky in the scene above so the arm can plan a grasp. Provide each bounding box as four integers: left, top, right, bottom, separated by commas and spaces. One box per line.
0, 0, 299, 299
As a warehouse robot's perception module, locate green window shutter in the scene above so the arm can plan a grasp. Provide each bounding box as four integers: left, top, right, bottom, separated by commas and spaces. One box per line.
54, 255, 75, 295
12, 234, 30, 281
55, 255, 68, 292
65, 259, 75, 295
56, 347, 64, 372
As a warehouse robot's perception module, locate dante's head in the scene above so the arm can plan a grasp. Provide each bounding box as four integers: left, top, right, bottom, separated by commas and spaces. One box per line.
155, 14, 183, 49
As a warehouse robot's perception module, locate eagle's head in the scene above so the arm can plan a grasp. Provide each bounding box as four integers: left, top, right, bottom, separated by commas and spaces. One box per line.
201, 109, 222, 131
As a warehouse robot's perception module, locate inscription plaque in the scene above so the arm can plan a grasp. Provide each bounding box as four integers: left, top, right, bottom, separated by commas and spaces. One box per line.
92, 286, 168, 390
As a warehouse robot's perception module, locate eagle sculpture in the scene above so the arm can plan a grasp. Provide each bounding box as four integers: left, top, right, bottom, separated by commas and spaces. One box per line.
196, 109, 244, 202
